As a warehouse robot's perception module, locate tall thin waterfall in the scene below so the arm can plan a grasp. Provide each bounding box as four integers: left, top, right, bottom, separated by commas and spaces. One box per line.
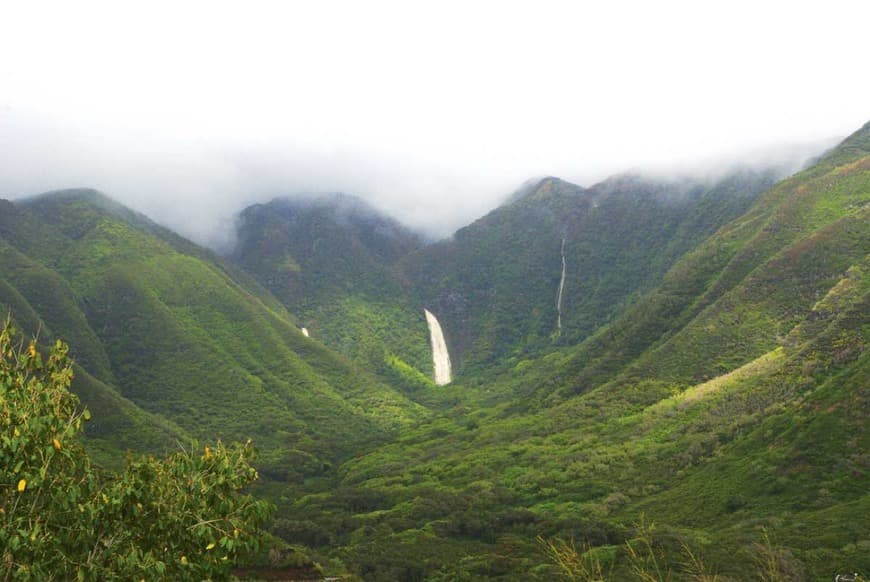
424, 309, 452, 385
556, 238, 567, 333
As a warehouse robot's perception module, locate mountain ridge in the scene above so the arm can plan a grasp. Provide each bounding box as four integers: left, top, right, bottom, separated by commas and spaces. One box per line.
296, 119, 867, 579
0, 120, 866, 579
0, 191, 428, 474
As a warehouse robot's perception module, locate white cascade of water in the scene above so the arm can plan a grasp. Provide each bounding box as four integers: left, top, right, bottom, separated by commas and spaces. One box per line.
300, 327, 310, 338
424, 309, 452, 385
556, 238, 567, 333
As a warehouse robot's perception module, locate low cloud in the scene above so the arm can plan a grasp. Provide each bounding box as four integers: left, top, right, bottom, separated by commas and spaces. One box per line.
0, 108, 846, 251
2, 4, 866, 250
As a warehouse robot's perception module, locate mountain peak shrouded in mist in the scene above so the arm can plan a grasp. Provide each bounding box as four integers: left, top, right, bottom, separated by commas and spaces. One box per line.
2, 1, 868, 251
1, 117, 867, 579
250, 192, 422, 248
0, 188, 426, 460
1, 1, 868, 576
0, 101, 854, 252
231, 192, 434, 382
236, 193, 424, 265
402, 164, 786, 368
506, 176, 587, 205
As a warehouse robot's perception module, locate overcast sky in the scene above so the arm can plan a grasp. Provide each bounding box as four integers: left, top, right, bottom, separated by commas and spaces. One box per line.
1, 0, 868, 248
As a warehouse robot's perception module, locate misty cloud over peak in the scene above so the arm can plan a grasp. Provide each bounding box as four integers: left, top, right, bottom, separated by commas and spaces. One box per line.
0, 108, 848, 252
1, 3, 867, 250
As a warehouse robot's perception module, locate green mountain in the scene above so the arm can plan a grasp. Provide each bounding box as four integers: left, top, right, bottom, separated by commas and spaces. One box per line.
0, 219, 188, 460
1, 121, 866, 580
232, 194, 434, 389
0, 190, 426, 475
402, 168, 780, 373
231, 169, 781, 387
263, 123, 868, 579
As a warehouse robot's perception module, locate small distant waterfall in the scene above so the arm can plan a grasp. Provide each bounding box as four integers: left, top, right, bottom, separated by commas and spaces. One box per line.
300, 327, 310, 338
424, 309, 452, 385
556, 238, 567, 334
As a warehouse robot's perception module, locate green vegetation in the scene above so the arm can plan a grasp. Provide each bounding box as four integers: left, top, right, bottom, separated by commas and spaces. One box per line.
232, 195, 434, 387
249, 123, 869, 579
0, 121, 867, 579
0, 190, 426, 488
232, 171, 779, 384
402, 169, 779, 372
0, 322, 271, 579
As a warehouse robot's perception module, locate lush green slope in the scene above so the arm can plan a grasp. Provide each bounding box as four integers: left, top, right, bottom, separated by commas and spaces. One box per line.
274, 123, 868, 579
2, 121, 865, 580
0, 230, 187, 464
403, 168, 779, 374
232, 171, 780, 387
232, 194, 434, 388
0, 191, 426, 477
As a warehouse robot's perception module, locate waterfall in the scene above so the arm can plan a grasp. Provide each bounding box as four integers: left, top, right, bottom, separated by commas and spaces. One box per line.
300, 327, 310, 338
424, 309, 452, 385
556, 238, 567, 333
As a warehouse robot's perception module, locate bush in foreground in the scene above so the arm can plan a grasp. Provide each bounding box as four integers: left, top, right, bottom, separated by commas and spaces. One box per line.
0, 321, 272, 580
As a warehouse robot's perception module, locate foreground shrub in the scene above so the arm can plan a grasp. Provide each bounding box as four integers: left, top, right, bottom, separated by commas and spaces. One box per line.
0, 322, 272, 580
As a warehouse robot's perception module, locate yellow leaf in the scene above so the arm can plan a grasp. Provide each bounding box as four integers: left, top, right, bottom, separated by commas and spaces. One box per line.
28, 342, 36, 358
52, 438, 62, 451
17, 479, 26, 493
206, 542, 216, 550
180, 555, 188, 565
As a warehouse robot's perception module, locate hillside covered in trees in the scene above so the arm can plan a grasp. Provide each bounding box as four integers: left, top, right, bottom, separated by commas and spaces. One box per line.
1, 121, 867, 579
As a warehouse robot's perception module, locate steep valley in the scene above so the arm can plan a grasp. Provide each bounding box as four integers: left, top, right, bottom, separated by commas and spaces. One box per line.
1, 121, 867, 580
